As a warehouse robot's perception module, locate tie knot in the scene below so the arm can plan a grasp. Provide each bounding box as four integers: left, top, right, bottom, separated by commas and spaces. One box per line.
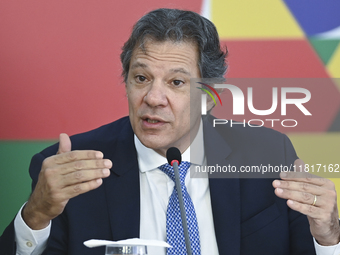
159, 161, 191, 184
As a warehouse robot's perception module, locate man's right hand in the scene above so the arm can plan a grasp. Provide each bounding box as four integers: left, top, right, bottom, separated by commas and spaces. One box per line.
22, 133, 112, 230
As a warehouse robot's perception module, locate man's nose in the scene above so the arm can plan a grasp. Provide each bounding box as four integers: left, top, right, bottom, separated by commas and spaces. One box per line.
143, 80, 168, 107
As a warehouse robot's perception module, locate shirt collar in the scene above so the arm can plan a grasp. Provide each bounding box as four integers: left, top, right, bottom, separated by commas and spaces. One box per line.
135, 119, 205, 172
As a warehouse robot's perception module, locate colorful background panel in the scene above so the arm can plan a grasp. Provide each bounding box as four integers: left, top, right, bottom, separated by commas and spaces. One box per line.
283, 0, 340, 37
0, 0, 340, 235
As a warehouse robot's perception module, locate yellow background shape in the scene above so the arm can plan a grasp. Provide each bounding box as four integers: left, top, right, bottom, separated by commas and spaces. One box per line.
212, 0, 304, 39
328, 43, 340, 79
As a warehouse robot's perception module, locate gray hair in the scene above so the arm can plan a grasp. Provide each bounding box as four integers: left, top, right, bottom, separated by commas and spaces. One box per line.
120, 8, 228, 82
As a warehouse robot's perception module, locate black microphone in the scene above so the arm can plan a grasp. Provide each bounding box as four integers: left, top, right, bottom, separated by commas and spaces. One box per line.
166, 147, 192, 255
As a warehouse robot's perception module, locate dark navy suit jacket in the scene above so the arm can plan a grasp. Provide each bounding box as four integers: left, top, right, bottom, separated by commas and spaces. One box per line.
0, 116, 315, 254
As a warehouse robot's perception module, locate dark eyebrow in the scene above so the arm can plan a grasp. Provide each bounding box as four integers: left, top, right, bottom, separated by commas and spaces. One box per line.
130, 62, 191, 76
169, 68, 191, 76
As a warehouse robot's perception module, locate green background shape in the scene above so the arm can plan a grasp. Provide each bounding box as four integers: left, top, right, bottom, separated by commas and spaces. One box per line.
0, 141, 55, 234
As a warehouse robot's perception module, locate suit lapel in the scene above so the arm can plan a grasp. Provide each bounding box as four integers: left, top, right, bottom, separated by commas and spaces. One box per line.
204, 119, 241, 255
103, 119, 140, 241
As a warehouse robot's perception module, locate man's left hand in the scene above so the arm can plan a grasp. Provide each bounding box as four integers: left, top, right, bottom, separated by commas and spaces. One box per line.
273, 159, 340, 246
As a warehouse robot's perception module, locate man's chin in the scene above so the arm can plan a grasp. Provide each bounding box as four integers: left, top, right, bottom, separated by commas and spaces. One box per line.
141, 139, 167, 151
138, 135, 172, 155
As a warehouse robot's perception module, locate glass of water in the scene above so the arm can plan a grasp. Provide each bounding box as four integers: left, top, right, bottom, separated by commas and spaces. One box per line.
105, 245, 147, 255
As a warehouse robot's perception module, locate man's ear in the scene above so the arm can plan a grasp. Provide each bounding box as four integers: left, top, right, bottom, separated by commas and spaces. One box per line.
125, 83, 128, 99
206, 95, 215, 112
206, 88, 223, 112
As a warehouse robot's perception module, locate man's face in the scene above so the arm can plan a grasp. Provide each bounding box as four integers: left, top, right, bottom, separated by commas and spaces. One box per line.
126, 40, 202, 156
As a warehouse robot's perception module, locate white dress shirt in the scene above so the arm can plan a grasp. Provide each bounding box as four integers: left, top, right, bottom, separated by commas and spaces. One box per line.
137, 119, 219, 255
13, 119, 340, 254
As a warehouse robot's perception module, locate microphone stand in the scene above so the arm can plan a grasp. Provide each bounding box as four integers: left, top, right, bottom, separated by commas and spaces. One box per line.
172, 160, 192, 255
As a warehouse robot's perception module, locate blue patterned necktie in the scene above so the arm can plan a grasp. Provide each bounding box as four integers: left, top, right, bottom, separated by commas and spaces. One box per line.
159, 161, 201, 255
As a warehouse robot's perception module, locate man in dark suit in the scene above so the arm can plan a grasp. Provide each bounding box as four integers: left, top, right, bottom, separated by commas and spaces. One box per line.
1, 8, 339, 255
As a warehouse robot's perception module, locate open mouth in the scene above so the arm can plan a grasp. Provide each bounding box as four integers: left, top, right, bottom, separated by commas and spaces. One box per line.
146, 119, 160, 124
141, 116, 166, 126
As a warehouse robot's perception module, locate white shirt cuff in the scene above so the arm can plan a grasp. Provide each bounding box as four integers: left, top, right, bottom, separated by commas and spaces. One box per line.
14, 202, 51, 255
314, 237, 340, 255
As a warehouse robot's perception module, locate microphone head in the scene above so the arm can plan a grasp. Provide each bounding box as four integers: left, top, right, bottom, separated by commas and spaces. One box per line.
166, 147, 182, 166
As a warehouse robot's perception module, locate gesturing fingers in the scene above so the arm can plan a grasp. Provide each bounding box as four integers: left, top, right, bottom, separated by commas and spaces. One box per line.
48, 150, 104, 165
41, 155, 112, 194
273, 178, 336, 207
273, 179, 323, 195
40, 144, 113, 201
62, 178, 104, 199
272, 172, 337, 224
279, 171, 329, 188
53, 158, 112, 175
57, 133, 72, 154
62, 168, 111, 187
274, 185, 323, 209
284, 199, 322, 219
